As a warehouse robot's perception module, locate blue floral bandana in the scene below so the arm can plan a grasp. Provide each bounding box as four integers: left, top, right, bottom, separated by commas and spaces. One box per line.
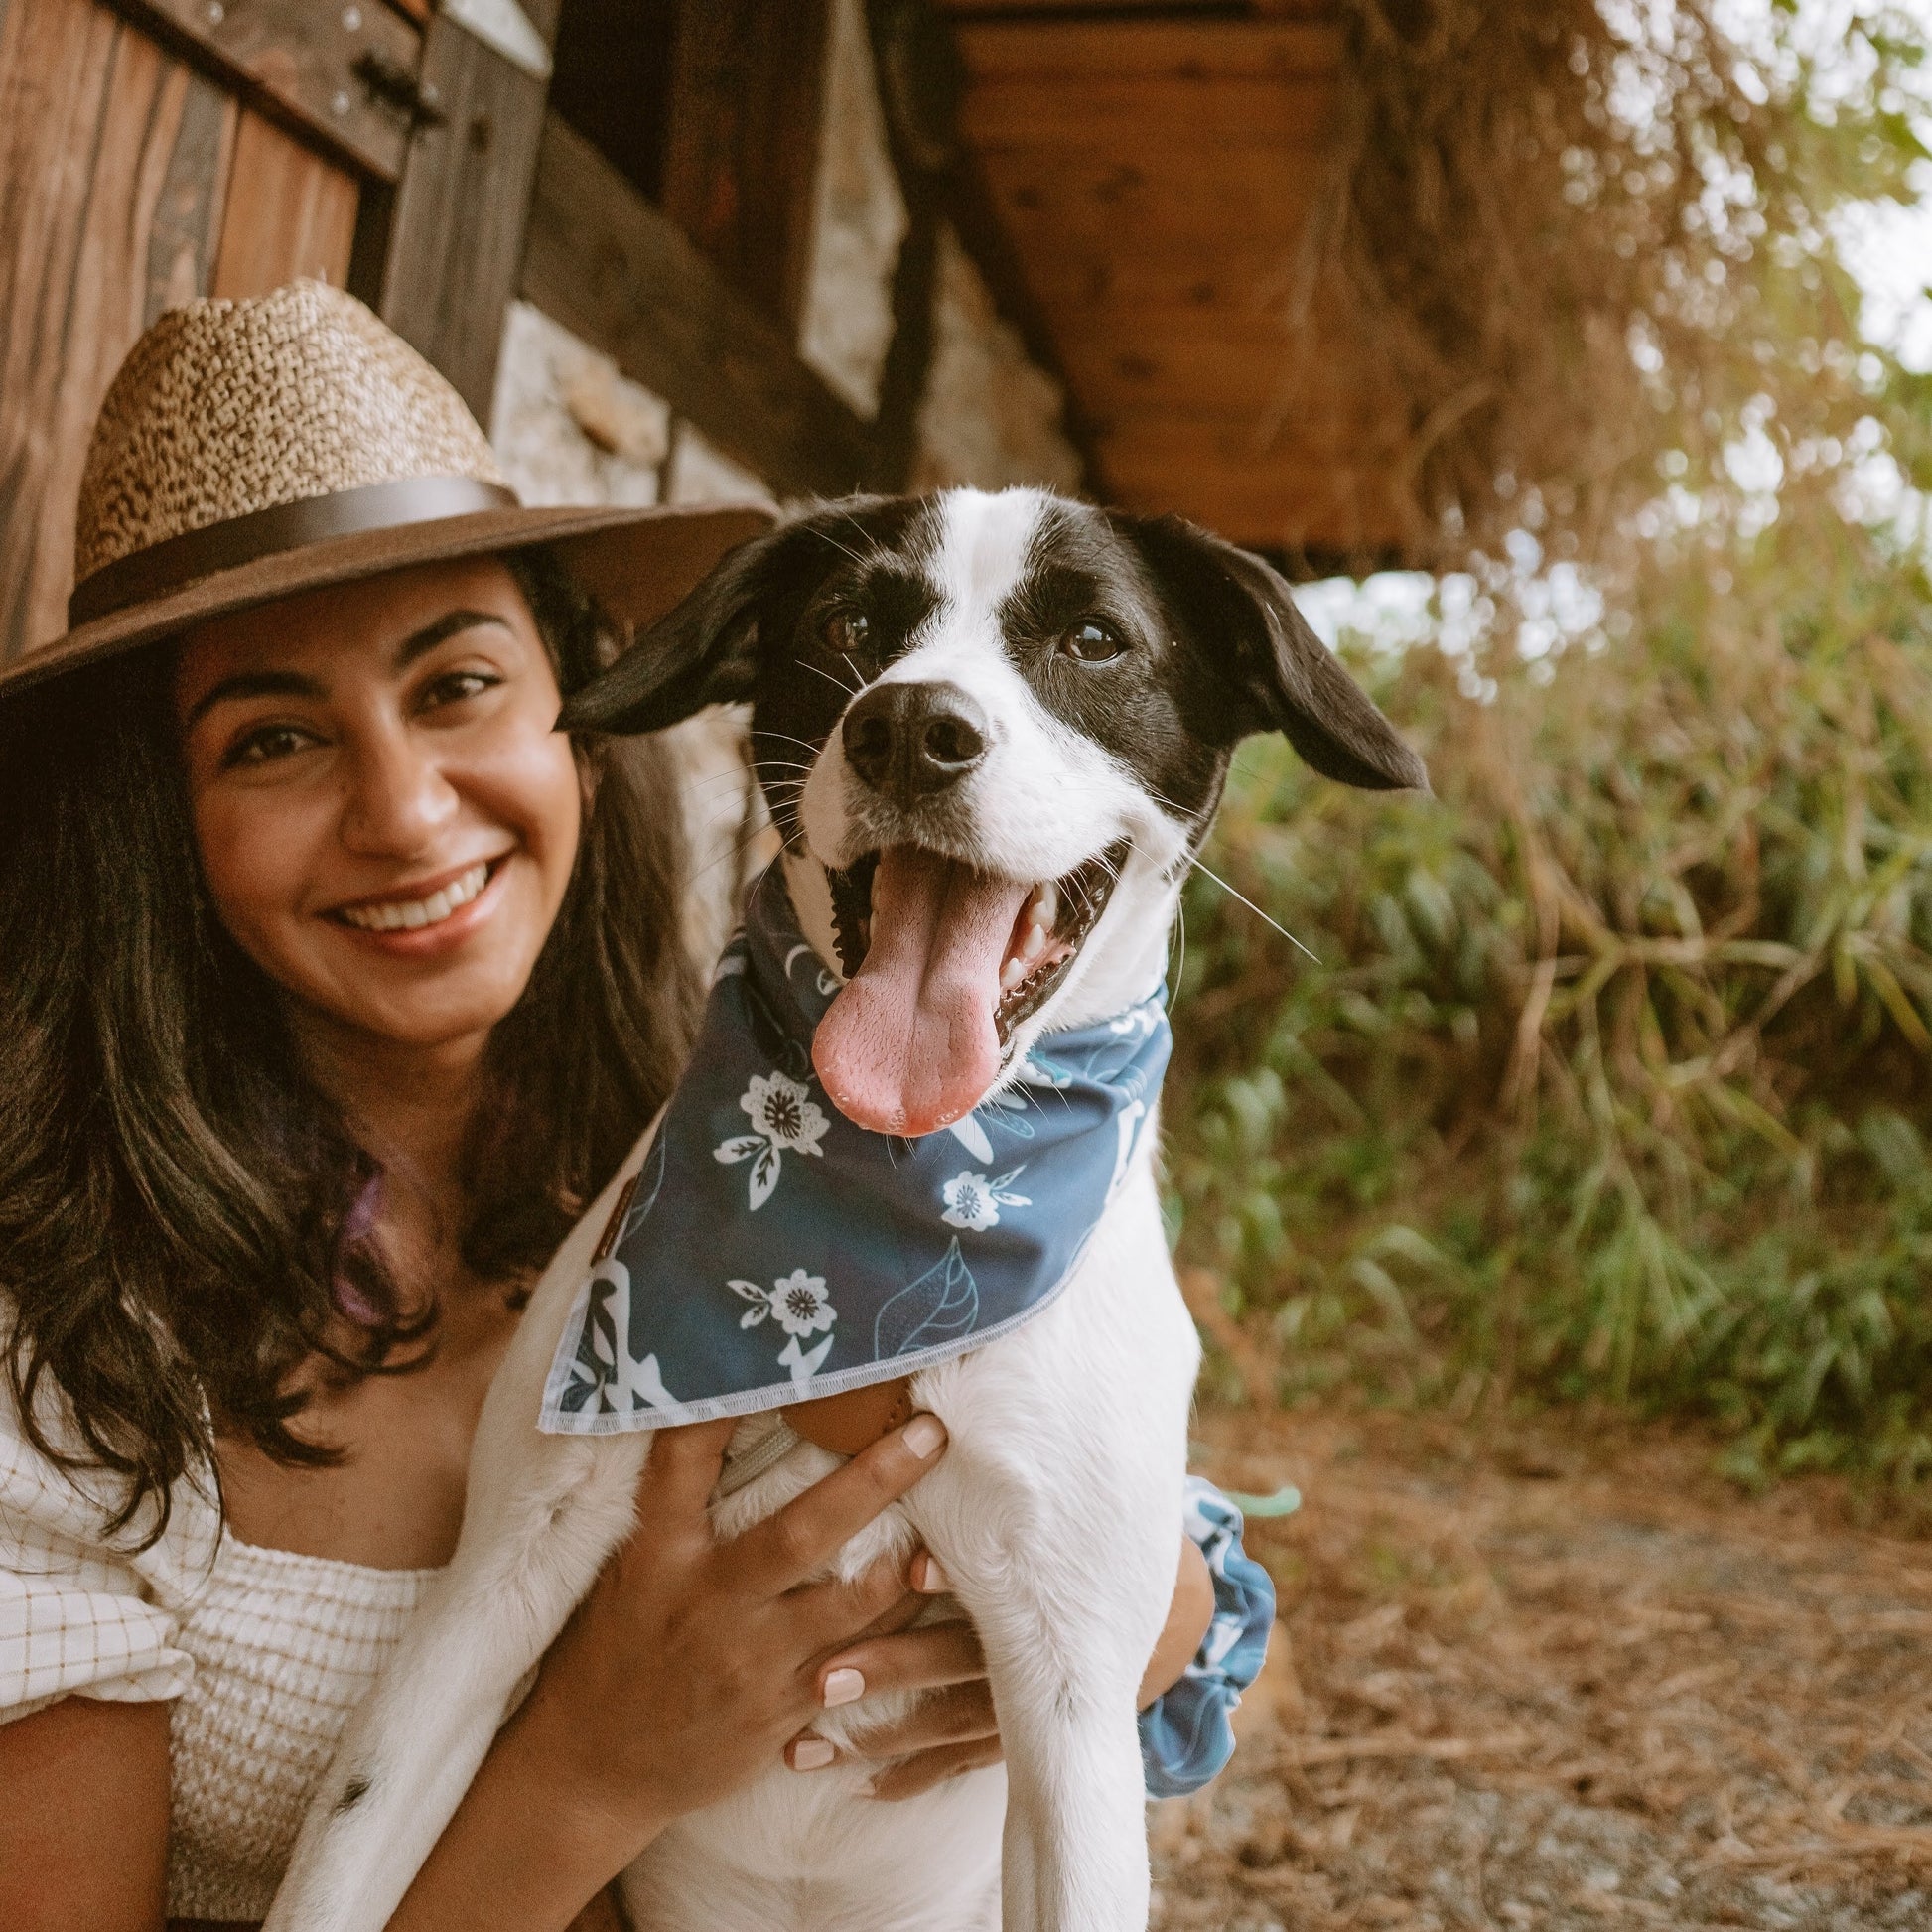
539, 864, 1172, 1435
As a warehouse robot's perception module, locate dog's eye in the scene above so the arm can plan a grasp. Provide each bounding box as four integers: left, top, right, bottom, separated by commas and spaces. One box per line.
825, 611, 870, 656
1060, 619, 1126, 664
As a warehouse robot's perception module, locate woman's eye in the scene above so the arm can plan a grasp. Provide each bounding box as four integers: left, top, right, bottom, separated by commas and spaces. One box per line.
223, 724, 315, 768
1060, 619, 1127, 664
422, 670, 498, 709
825, 611, 870, 656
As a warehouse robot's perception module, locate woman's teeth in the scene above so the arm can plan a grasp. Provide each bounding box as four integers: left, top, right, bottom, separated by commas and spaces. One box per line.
339, 862, 489, 933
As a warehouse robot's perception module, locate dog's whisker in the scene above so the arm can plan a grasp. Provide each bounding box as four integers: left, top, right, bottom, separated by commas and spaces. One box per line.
756, 729, 833, 756
814, 526, 872, 570
798, 660, 866, 701
1183, 855, 1321, 965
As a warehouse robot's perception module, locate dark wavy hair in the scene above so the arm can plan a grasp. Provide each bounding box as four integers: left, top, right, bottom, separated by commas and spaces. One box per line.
0, 549, 703, 1539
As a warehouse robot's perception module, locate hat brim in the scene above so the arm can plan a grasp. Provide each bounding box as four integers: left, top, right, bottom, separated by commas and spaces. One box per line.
0, 497, 775, 704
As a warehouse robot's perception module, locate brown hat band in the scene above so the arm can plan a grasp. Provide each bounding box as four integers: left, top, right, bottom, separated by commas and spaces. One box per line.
68, 476, 520, 627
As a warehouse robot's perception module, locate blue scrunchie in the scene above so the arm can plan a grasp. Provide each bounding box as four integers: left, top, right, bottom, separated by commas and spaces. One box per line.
1138, 1475, 1280, 1798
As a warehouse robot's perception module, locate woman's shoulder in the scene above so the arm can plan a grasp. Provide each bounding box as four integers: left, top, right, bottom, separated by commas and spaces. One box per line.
0, 1321, 223, 1722
0, 1315, 220, 1599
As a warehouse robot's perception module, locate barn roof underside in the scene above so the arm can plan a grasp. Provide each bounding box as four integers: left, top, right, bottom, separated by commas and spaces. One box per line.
941, 0, 1405, 563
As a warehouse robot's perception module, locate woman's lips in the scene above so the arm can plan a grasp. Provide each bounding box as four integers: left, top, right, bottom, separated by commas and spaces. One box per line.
326, 856, 511, 954
336, 860, 490, 932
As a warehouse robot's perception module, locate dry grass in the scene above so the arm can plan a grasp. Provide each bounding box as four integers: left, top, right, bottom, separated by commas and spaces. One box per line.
1155, 1404, 1932, 1930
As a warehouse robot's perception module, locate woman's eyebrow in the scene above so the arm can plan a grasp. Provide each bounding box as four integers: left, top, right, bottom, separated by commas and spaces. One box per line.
393, 608, 512, 669
185, 668, 324, 728
184, 610, 511, 726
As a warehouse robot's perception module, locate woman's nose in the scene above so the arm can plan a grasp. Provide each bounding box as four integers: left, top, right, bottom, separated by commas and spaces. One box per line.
338, 726, 460, 856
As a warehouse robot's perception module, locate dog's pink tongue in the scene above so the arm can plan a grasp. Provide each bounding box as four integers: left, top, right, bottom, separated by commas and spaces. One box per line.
813, 846, 1030, 1136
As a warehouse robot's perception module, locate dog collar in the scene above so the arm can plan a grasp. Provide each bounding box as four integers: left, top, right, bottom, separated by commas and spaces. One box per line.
538, 863, 1171, 1439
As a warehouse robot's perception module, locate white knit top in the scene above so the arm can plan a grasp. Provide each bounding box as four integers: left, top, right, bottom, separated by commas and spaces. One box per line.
0, 1371, 437, 1921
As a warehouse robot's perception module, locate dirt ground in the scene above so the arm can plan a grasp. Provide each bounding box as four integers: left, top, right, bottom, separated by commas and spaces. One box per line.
1154, 1405, 1932, 1931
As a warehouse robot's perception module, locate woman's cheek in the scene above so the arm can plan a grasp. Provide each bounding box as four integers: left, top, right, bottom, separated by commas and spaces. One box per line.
476, 719, 583, 918
191, 782, 335, 979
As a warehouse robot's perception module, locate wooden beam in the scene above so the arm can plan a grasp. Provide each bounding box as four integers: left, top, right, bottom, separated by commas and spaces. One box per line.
112, 0, 423, 180
863, 0, 949, 489
376, 0, 559, 423
660, 0, 833, 329
520, 113, 874, 499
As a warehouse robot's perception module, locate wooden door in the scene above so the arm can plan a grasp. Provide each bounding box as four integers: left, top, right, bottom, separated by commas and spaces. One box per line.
0, 0, 379, 664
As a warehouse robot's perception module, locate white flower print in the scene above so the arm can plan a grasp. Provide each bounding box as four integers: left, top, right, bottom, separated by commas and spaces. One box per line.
729, 1268, 837, 1338
714, 1070, 829, 1209
940, 1167, 1032, 1232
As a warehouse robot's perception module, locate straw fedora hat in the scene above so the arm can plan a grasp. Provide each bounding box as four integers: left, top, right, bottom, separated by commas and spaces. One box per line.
0, 279, 772, 703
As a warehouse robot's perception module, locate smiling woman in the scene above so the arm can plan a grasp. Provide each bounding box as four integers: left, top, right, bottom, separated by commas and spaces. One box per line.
0, 282, 1227, 1932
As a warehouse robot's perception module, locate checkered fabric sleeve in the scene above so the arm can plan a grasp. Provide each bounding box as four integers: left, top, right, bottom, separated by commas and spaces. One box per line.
0, 1368, 201, 1725
1138, 1475, 1277, 1799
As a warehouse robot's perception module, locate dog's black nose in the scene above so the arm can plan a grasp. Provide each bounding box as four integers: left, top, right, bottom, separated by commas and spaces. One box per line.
842, 682, 989, 803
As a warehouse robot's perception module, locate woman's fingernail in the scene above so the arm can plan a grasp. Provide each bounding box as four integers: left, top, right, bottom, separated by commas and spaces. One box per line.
914, 1553, 949, 1593
789, 1736, 836, 1771
822, 1667, 866, 1707
902, 1413, 947, 1458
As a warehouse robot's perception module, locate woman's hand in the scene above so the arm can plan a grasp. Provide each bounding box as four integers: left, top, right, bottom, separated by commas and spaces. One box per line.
529, 1409, 950, 1825
389, 1411, 949, 1928
788, 1533, 1217, 1802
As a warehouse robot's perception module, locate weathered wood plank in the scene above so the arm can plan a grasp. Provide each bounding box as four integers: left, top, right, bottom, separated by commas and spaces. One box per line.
0, 0, 236, 662
977, 143, 1326, 250
376, 0, 559, 424
952, 17, 1342, 82
112, 0, 423, 180
1064, 338, 1396, 424
210, 104, 358, 298
960, 72, 1337, 149
521, 113, 874, 499
1099, 416, 1406, 557
660, 0, 833, 327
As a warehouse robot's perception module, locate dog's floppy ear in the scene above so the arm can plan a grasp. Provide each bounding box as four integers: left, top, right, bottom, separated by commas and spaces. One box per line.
1121, 513, 1429, 792
558, 510, 857, 735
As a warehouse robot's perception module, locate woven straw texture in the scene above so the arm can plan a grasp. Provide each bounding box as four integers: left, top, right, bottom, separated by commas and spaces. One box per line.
74, 281, 508, 584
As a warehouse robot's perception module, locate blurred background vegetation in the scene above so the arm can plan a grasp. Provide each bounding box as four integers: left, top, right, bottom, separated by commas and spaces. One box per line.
1165, 0, 1932, 1492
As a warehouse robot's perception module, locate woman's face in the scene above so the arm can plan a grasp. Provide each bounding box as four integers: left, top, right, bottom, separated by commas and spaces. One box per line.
175, 557, 583, 1057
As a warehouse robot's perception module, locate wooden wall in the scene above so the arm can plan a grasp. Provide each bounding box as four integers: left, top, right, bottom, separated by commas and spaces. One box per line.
0, 0, 367, 664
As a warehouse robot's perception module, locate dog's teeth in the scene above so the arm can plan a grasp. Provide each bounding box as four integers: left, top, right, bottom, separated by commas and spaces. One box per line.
1000, 956, 1027, 993
1021, 921, 1047, 962
1035, 881, 1059, 929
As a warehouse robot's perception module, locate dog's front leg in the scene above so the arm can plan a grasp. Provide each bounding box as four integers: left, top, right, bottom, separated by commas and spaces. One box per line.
265, 1428, 649, 1932
266, 1145, 659, 1932
911, 1456, 1171, 1932
907, 1178, 1199, 1932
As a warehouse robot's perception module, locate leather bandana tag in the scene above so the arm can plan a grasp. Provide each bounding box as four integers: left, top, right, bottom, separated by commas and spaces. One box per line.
539, 865, 1171, 1436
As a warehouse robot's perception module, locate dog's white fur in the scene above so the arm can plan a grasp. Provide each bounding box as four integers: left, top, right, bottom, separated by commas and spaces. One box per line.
264, 488, 1203, 1932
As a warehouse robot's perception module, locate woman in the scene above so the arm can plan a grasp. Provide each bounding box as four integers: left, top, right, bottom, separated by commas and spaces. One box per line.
0, 284, 1265, 1929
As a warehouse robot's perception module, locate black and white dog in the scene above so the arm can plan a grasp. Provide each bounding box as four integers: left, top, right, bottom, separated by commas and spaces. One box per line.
267, 487, 1425, 1932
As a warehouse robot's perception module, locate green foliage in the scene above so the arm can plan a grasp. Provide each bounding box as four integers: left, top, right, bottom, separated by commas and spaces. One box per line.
1164, 505, 1932, 1487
